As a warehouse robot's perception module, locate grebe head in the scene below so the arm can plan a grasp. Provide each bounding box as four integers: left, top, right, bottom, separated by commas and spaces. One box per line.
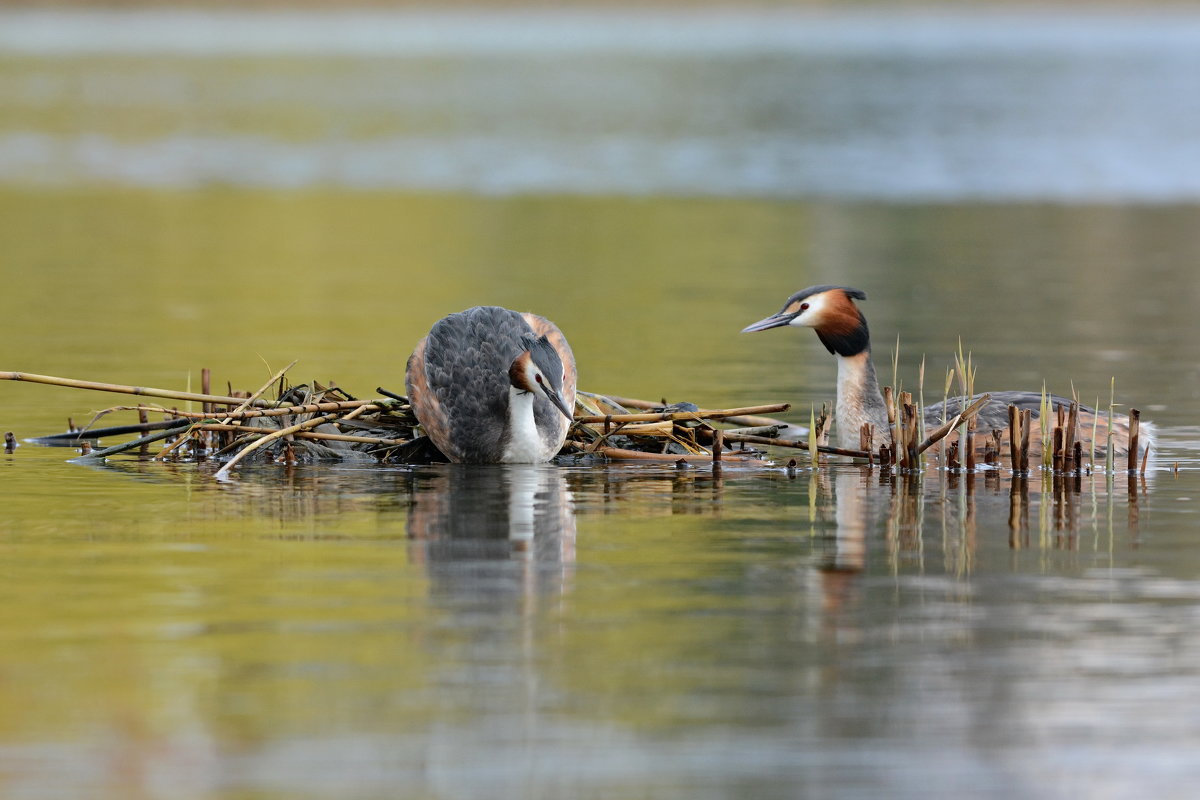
741, 285, 872, 357
509, 335, 574, 422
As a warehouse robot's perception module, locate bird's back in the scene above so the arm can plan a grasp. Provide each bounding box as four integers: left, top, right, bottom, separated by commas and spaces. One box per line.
922, 391, 1149, 457
406, 306, 576, 463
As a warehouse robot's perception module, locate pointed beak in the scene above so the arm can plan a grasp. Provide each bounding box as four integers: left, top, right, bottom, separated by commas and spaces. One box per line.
741, 311, 795, 333
543, 386, 575, 423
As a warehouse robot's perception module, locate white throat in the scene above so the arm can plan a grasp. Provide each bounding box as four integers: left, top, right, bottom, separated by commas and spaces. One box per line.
502, 386, 546, 463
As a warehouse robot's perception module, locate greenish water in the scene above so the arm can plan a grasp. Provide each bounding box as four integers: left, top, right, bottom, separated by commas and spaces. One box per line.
3, 188, 1199, 800
4, 8, 1200, 800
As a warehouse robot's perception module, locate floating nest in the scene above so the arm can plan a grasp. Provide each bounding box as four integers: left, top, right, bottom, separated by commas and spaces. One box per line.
2, 368, 807, 475
3, 365, 1150, 478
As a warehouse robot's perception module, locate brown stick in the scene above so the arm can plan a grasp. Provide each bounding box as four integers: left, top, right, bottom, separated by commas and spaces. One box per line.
1020, 409, 1032, 472
197, 423, 406, 447
915, 393, 991, 455
712, 428, 723, 463
719, 432, 870, 458
1128, 408, 1140, 473
214, 409, 355, 479
125, 399, 381, 421
201, 368, 212, 416
723, 415, 792, 428
1008, 404, 1020, 471
574, 404, 790, 424
590, 446, 763, 464
965, 420, 976, 471
1065, 401, 1078, 472
0, 371, 282, 408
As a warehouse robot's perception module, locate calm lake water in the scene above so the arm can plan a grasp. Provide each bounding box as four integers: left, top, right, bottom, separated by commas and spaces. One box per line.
2, 8, 1200, 800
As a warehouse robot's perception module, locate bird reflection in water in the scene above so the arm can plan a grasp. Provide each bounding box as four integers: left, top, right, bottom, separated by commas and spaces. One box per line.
405, 465, 576, 597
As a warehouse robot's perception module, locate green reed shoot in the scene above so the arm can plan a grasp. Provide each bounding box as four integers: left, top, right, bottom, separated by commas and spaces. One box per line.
808, 405, 819, 469
1106, 377, 1115, 474
917, 356, 926, 469
953, 341, 976, 469
1039, 383, 1053, 471
1090, 395, 1100, 474
941, 367, 954, 466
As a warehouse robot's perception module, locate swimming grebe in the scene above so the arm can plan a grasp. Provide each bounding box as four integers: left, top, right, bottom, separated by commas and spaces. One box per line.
742, 285, 1150, 458
406, 306, 576, 464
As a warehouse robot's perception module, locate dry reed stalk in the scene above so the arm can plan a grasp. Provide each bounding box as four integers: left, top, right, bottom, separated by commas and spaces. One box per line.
593, 394, 791, 429
587, 445, 761, 464
896, 392, 910, 469
196, 423, 405, 447
222, 360, 299, 420
860, 422, 874, 466
83, 421, 193, 459
883, 386, 897, 458
157, 423, 200, 460
214, 404, 371, 479
0, 371, 283, 408
721, 425, 787, 438
1008, 404, 1021, 470
131, 399, 380, 421
1020, 409, 1032, 472
1065, 401, 1079, 473
600, 421, 673, 436
965, 423, 976, 471
722, 414, 792, 428
573, 404, 790, 425
201, 368, 212, 416
600, 395, 665, 410
718, 432, 870, 458
1128, 409, 1140, 473
915, 393, 991, 455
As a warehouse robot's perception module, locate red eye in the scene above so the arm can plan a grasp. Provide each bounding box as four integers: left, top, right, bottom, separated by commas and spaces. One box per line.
535, 374, 544, 384
800, 303, 810, 311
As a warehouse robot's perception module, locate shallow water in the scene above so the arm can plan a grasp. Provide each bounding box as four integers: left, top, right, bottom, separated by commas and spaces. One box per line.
3, 8, 1200, 800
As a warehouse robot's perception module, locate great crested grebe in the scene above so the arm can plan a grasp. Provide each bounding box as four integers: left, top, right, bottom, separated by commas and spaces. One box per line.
406, 306, 576, 464
742, 285, 1151, 457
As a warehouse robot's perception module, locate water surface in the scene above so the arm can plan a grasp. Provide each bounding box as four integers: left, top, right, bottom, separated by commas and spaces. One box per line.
2, 8, 1200, 800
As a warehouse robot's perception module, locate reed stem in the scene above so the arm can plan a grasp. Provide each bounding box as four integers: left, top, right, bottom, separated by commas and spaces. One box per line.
0, 371, 283, 408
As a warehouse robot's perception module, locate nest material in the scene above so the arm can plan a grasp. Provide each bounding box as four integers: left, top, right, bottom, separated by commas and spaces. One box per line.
5, 369, 801, 474
14, 366, 1131, 476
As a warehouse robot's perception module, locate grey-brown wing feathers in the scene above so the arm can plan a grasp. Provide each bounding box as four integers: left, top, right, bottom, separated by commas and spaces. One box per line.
407, 306, 575, 463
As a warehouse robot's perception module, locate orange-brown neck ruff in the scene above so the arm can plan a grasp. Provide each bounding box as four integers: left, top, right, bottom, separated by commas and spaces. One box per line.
814, 292, 871, 357
508, 350, 534, 392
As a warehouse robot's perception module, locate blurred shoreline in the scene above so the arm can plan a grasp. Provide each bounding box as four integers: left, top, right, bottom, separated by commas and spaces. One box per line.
2, 0, 1195, 7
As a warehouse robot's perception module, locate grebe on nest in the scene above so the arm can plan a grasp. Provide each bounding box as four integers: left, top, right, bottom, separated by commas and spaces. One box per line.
406, 306, 576, 464
742, 285, 1151, 458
